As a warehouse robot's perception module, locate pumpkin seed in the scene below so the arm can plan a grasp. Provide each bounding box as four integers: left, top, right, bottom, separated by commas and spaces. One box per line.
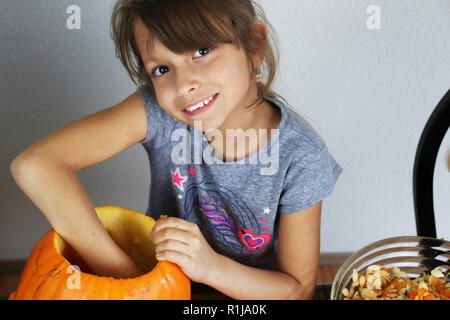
367, 265, 381, 272
360, 288, 377, 300
341, 264, 449, 300
342, 288, 349, 297
418, 281, 428, 290
431, 268, 444, 278
352, 269, 359, 284
359, 275, 366, 288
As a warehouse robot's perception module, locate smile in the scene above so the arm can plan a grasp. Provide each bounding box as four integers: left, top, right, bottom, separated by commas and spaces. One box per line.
183, 93, 218, 116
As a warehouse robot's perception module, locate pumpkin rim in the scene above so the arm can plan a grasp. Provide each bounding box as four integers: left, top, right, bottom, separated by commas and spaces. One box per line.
54, 205, 178, 282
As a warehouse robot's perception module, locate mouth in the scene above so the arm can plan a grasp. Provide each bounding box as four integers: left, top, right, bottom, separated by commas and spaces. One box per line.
182, 93, 219, 116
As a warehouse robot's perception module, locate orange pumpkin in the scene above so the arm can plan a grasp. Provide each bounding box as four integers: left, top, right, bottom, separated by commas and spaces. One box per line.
9, 206, 190, 300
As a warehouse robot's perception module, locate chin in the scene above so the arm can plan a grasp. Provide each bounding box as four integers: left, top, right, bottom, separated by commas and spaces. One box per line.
187, 118, 222, 132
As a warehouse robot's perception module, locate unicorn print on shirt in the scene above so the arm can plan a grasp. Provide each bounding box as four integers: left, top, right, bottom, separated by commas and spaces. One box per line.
177, 170, 272, 264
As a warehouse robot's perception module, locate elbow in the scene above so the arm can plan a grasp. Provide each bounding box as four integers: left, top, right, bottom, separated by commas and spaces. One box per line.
10, 152, 49, 185
285, 278, 316, 300
10, 153, 29, 183
11, 148, 35, 171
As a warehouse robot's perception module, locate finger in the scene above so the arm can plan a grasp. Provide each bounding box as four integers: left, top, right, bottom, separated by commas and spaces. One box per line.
155, 239, 191, 256
151, 217, 192, 237
156, 249, 191, 267
152, 227, 194, 246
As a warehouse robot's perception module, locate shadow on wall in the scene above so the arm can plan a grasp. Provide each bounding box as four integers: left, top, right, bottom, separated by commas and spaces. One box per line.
447, 149, 450, 171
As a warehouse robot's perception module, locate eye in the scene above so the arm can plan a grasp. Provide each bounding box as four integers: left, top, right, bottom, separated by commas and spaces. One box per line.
193, 47, 212, 58
152, 66, 169, 77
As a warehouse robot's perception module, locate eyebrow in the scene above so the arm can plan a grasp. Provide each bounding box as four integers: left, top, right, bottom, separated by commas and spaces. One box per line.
143, 53, 169, 67
143, 38, 159, 65
145, 57, 157, 65
143, 53, 160, 67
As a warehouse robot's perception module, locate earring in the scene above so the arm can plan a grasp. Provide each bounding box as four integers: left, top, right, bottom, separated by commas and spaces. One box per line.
256, 72, 263, 83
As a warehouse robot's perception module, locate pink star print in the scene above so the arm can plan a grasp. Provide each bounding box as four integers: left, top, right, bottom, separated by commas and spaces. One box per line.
188, 168, 196, 175
171, 167, 187, 192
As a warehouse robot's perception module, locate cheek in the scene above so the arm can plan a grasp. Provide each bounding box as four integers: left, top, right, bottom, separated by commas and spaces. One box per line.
153, 81, 172, 105
153, 86, 164, 104
153, 86, 175, 115
213, 60, 252, 92
210, 48, 251, 82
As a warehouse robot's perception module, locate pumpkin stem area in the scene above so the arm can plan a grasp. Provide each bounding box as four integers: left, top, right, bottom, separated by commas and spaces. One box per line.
55, 206, 158, 277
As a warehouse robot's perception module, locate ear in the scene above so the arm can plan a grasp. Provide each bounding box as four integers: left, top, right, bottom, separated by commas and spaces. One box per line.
250, 20, 268, 69
254, 20, 268, 40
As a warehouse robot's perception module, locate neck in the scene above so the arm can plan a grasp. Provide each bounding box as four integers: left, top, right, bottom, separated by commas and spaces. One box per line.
204, 96, 281, 163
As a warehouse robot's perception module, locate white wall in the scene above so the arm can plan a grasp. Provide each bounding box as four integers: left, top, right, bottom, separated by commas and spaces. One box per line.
259, 0, 450, 251
1, 0, 449, 260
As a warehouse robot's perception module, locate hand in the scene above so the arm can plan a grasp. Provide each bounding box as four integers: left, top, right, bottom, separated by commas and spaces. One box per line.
151, 217, 218, 283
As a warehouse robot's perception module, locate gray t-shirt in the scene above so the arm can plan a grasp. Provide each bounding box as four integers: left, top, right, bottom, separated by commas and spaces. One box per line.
137, 85, 342, 270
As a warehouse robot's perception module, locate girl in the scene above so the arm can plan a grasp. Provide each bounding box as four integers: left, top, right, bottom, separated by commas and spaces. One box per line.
11, 0, 342, 299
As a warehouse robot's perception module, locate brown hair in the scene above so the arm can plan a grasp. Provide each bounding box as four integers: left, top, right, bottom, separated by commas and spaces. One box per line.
110, 0, 285, 109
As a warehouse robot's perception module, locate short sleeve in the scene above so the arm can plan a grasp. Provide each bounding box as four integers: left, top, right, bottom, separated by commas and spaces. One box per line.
279, 147, 342, 214
137, 85, 178, 148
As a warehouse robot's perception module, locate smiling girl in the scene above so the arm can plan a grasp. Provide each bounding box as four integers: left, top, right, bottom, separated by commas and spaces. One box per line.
11, 0, 342, 299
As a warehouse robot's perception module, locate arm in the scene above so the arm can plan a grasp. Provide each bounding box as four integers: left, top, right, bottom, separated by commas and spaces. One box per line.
10, 91, 148, 278
152, 201, 322, 299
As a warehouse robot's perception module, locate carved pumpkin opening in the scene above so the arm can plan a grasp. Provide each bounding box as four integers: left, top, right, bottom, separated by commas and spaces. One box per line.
10, 206, 190, 300
56, 206, 158, 276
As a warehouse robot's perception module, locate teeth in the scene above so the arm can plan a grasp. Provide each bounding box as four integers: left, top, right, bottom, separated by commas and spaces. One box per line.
203, 96, 213, 104
186, 102, 204, 112
186, 95, 214, 112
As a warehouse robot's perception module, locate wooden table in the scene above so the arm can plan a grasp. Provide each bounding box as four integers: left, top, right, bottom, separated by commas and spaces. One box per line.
191, 282, 332, 300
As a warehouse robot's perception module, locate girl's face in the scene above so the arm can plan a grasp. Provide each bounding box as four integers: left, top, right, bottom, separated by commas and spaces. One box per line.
134, 18, 260, 132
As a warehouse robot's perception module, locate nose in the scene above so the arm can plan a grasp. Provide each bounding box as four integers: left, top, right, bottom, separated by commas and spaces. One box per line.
175, 68, 200, 97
